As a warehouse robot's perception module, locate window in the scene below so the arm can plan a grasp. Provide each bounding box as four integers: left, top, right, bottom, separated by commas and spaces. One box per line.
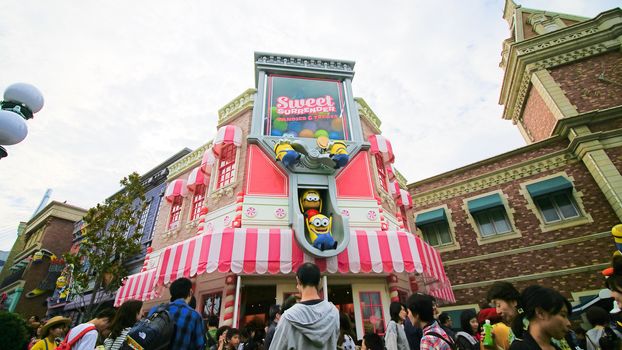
534, 191, 580, 223
400, 206, 410, 231
216, 144, 237, 189
202, 292, 222, 319
190, 185, 206, 220
168, 196, 183, 230
374, 154, 388, 192
359, 292, 385, 335
473, 207, 512, 237
137, 201, 151, 236
420, 221, 452, 247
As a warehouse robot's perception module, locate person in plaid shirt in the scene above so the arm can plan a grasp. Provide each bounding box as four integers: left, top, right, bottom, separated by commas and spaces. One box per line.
406, 294, 456, 350
149, 277, 206, 350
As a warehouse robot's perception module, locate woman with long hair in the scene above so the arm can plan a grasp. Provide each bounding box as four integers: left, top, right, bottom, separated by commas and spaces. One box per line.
508, 286, 571, 350
337, 312, 356, 350
456, 310, 480, 350
104, 299, 143, 350
384, 302, 409, 350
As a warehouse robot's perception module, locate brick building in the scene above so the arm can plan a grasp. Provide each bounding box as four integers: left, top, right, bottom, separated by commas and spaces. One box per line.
0, 202, 86, 317
408, 1, 622, 317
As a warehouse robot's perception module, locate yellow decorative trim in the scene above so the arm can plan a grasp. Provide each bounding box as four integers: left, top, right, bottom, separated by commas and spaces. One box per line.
354, 97, 382, 133
531, 69, 579, 120
452, 263, 609, 290
412, 151, 576, 207
218, 88, 256, 126
444, 230, 609, 266
518, 172, 593, 232
168, 141, 213, 180
413, 204, 461, 253
395, 168, 408, 188
461, 190, 523, 246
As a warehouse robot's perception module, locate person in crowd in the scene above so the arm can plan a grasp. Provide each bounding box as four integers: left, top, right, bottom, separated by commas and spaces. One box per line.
218, 327, 240, 350
210, 326, 231, 350
404, 312, 423, 350
362, 333, 385, 350
269, 262, 339, 350
206, 315, 220, 349
338, 312, 356, 350
456, 310, 480, 350
27, 315, 43, 348
385, 302, 409, 350
585, 307, 610, 350
407, 293, 455, 350
239, 324, 260, 350
508, 285, 571, 350
103, 299, 143, 350
264, 304, 281, 349
65, 308, 115, 350
440, 312, 457, 339
148, 277, 205, 350
31, 316, 71, 350
484, 281, 522, 350
574, 328, 587, 350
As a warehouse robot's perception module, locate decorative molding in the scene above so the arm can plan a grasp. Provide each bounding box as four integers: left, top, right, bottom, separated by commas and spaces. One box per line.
217, 88, 256, 125
168, 141, 212, 180
413, 151, 576, 206
210, 185, 235, 200
516, 27, 599, 55
394, 168, 408, 188
255, 54, 354, 72
354, 97, 382, 132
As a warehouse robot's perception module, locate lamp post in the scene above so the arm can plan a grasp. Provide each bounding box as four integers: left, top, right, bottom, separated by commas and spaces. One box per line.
0, 83, 44, 159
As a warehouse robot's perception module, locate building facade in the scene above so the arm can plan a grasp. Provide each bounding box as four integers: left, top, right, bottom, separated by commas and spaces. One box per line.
115, 53, 453, 339
409, 1, 622, 317
0, 202, 86, 317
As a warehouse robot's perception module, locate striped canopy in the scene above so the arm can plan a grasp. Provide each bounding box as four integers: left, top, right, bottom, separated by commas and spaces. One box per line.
164, 179, 188, 202
368, 135, 395, 163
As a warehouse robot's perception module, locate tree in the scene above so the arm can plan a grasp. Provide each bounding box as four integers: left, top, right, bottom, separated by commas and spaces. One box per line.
64, 172, 147, 319
0, 311, 29, 350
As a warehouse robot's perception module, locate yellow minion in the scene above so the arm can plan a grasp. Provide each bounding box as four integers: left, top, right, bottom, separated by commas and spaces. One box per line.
300, 189, 322, 213
329, 141, 349, 169
274, 140, 300, 167
305, 212, 337, 251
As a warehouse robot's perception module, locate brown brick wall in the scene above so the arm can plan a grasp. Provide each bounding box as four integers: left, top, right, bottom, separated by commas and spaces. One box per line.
412, 140, 568, 194
453, 269, 604, 306
15, 218, 76, 318
430, 159, 619, 262
522, 86, 558, 142
549, 51, 622, 113
590, 117, 622, 133
606, 146, 622, 173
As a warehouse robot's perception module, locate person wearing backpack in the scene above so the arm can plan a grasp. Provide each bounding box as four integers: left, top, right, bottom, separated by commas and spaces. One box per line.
103, 299, 143, 350
62, 308, 116, 350
407, 293, 456, 350
455, 310, 480, 350
148, 277, 206, 350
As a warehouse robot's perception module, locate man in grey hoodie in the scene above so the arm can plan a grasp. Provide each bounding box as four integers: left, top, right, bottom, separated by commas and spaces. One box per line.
268, 262, 339, 350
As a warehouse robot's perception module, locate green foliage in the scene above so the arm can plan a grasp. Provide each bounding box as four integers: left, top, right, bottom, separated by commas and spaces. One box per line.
0, 311, 29, 350
64, 172, 147, 318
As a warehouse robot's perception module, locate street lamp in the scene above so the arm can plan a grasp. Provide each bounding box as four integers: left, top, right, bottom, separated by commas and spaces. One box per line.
0, 83, 44, 159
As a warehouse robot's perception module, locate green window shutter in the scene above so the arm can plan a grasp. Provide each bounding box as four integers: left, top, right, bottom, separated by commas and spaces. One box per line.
415, 208, 446, 226
526, 176, 573, 197
467, 193, 504, 213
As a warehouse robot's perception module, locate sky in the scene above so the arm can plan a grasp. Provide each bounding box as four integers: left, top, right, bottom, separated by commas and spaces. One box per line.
0, 0, 619, 251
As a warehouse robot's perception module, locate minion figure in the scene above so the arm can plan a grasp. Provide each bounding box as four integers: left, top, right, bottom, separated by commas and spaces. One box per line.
305, 212, 338, 251
274, 140, 301, 167
300, 189, 322, 214
329, 140, 349, 169
55, 275, 69, 302
32, 251, 44, 264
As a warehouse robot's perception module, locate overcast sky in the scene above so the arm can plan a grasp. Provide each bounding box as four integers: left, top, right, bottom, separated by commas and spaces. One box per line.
0, 0, 619, 251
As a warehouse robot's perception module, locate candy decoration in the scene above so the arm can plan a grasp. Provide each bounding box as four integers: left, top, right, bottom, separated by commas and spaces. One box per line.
329, 131, 343, 140
288, 121, 302, 133
331, 118, 343, 131
302, 121, 317, 131
271, 129, 283, 137
299, 129, 315, 138
273, 119, 288, 132
314, 129, 329, 138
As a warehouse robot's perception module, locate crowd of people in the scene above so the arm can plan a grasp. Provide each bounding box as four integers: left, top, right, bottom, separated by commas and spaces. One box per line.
16, 256, 622, 350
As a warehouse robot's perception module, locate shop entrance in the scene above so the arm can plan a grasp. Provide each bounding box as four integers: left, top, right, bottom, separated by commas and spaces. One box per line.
328, 284, 357, 339
240, 285, 276, 328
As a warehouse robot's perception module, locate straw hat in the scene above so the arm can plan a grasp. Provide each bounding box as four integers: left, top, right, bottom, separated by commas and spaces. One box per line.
40, 316, 71, 338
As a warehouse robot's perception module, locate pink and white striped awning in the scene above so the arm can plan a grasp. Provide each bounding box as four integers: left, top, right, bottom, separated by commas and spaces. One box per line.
386, 165, 396, 180
389, 180, 401, 198
398, 189, 413, 209
201, 147, 217, 176
114, 269, 158, 307
213, 125, 243, 156
368, 135, 395, 163
187, 166, 208, 192
430, 285, 456, 304
164, 179, 188, 202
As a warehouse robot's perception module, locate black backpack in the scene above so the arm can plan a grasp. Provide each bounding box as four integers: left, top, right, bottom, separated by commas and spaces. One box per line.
122, 303, 175, 350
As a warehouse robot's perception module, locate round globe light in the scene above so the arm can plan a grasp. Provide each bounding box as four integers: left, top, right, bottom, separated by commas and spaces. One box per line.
4, 83, 44, 113
0, 110, 28, 145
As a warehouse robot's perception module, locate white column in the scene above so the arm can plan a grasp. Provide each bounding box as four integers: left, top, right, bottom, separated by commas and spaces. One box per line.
232, 275, 242, 327
323, 275, 328, 301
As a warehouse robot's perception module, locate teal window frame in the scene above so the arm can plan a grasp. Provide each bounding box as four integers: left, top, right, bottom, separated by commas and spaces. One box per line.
533, 190, 580, 223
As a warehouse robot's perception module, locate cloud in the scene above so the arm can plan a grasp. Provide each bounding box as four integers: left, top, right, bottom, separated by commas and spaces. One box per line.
0, 0, 619, 250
